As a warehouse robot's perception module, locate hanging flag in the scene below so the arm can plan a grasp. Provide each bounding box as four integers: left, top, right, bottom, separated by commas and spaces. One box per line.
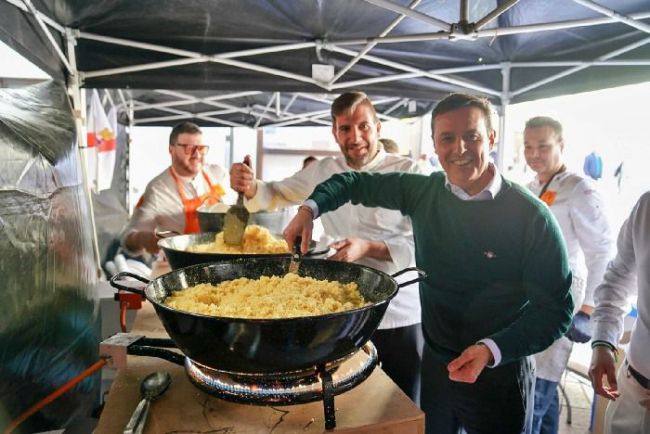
86, 89, 117, 192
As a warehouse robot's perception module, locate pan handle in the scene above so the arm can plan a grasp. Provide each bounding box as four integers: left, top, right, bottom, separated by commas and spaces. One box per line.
109, 272, 151, 296
392, 267, 427, 288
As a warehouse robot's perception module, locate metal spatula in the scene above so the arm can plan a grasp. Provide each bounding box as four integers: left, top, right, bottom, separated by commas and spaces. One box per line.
223, 160, 251, 245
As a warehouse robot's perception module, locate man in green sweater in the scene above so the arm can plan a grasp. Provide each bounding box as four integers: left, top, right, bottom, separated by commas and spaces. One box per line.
285, 93, 574, 434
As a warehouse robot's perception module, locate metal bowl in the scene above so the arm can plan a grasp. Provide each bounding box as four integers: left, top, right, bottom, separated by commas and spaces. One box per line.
197, 204, 296, 234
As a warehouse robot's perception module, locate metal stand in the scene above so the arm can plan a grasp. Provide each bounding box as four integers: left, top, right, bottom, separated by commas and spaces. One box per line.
319, 365, 336, 430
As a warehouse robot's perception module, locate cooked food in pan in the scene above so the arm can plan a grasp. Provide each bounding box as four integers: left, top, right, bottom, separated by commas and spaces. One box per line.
186, 225, 288, 254
164, 273, 368, 318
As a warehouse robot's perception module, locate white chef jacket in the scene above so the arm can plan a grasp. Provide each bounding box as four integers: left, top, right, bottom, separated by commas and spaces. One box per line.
246, 150, 423, 330
527, 171, 614, 381
592, 191, 650, 380
120, 164, 228, 254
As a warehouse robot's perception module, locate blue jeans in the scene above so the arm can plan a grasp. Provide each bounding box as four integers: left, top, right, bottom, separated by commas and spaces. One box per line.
531, 377, 560, 434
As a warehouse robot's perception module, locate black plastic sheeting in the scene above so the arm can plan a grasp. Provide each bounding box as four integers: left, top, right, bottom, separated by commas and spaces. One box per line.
2, 0, 649, 109
0, 82, 100, 433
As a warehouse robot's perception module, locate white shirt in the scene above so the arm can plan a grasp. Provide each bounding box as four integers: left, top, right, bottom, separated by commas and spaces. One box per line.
247, 150, 423, 329
527, 171, 614, 381
592, 191, 650, 380
120, 164, 228, 253
528, 172, 614, 306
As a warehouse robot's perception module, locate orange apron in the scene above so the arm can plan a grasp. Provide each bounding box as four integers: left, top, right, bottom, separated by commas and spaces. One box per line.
170, 168, 225, 233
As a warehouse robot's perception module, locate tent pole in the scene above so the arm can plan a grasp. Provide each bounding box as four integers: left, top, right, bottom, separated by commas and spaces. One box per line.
282, 94, 299, 117
21, 0, 72, 73
460, 0, 469, 23
475, 0, 520, 30
254, 93, 277, 129
256, 129, 264, 179
511, 35, 650, 98
329, 0, 423, 86
65, 27, 103, 277
129, 91, 262, 111
135, 109, 241, 125
497, 63, 511, 172
361, 0, 451, 31
227, 127, 235, 170
264, 113, 331, 128
331, 11, 650, 45
572, 0, 650, 34
127, 93, 134, 213
326, 45, 500, 96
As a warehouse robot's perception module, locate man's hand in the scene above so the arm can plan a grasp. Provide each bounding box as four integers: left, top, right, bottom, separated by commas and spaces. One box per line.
328, 238, 370, 262
447, 344, 493, 383
229, 154, 256, 198
328, 238, 392, 262
283, 207, 314, 254
589, 346, 620, 401
125, 231, 160, 254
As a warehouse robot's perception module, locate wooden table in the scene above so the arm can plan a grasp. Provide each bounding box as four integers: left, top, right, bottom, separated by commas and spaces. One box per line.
96, 299, 424, 433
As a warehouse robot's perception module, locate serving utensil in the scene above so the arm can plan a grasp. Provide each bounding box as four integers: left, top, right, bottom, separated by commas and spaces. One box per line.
124, 371, 172, 434
223, 159, 251, 245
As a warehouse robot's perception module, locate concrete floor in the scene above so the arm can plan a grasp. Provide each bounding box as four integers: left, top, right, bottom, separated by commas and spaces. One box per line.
558, 370, 594, 434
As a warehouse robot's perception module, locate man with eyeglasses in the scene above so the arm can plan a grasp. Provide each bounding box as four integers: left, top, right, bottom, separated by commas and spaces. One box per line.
120, 121, 227, 255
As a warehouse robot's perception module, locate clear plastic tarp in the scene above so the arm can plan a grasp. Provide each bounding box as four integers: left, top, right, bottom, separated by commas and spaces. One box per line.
0, 81, 100, 433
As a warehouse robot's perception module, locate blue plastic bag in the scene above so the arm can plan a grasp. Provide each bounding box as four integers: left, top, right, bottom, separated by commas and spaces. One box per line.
583, 152, 603, 180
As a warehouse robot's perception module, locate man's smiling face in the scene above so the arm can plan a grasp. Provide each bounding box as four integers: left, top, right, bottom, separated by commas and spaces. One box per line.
332, 103, 381, 170
433, 106, 495, 196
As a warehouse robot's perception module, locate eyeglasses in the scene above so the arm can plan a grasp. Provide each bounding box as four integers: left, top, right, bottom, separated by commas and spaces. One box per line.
174, 143, 210, 155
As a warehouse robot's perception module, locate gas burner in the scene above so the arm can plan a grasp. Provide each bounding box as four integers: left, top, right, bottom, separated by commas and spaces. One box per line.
185, 341, 378, 406
101, 334, 378, 430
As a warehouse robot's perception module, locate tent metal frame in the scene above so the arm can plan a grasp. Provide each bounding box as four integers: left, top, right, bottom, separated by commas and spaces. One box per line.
5, 0, 650, 127
5, 0, 649, 130
5, 0, 649, 188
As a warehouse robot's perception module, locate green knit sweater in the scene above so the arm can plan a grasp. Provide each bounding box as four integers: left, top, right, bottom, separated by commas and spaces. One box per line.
310, 171, 573, 365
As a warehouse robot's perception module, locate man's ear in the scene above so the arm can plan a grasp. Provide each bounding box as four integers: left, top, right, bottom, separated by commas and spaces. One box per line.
376, 120, 382, 136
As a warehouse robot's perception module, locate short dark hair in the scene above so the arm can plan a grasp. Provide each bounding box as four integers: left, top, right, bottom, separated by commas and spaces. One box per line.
169, 121, 202, 145
525, 116, 563, 141
302, 155, 317, 168
331, 92, 378, 125
431, 93, 493, 135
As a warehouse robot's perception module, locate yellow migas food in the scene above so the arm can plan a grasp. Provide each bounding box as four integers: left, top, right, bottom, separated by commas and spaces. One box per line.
164, 273, 368, 319
187, 224, 288, 254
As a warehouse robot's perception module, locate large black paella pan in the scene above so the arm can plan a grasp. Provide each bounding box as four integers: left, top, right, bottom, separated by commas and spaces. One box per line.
110, 257, 425, 374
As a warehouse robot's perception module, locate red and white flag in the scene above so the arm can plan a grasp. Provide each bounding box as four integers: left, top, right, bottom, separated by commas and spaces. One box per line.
86, 89, 117, 192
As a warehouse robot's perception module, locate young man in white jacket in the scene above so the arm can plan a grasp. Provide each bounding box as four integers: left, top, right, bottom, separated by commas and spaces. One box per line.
230, 91, 424, 402
590, 192, 650, 434
523, 116, 614, 434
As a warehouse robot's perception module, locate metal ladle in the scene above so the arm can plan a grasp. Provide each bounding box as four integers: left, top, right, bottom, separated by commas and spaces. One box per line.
124, 371, 172, 434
